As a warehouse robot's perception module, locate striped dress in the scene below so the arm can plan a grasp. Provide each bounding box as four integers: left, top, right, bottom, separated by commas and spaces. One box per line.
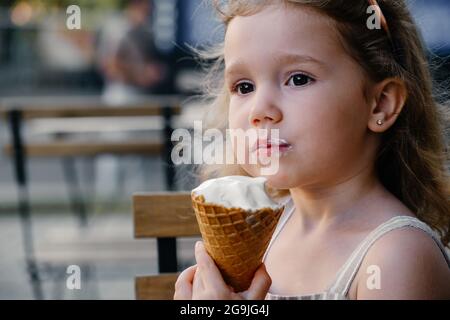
263, 198, 450, 300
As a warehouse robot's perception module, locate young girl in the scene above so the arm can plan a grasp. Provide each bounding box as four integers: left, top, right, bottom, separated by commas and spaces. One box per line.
174, 0, 450, 299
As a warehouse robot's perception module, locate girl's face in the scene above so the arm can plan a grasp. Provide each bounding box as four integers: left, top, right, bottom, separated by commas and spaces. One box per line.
225, 4, 379, 190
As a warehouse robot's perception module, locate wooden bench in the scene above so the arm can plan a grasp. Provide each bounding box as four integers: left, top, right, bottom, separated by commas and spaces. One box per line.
133, 192, 200, 300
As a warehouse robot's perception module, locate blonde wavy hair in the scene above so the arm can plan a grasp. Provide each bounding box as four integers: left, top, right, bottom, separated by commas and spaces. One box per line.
193, 0, 450, 246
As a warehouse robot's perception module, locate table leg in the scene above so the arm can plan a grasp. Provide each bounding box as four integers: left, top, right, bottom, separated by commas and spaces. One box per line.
62, 157, 88, 227
8, 109, 43, 300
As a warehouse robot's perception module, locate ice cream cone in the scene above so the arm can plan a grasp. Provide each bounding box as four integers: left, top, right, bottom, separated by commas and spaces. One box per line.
191, 193, 284, 292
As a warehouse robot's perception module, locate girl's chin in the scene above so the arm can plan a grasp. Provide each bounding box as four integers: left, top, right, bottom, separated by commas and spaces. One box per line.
244, 165, 295, 189
263, 174, 293, 190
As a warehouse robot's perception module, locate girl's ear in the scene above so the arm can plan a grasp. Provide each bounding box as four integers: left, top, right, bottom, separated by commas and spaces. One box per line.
368, 78, 407, 133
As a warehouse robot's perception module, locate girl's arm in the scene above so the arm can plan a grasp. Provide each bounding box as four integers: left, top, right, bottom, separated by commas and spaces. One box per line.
356, 228, 450, 299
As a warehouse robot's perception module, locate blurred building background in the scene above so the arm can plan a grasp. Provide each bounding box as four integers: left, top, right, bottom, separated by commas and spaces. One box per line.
0, 0, 449, 299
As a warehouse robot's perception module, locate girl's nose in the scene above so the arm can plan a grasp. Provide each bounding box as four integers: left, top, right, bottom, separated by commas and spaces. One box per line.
248, 93, 283, 127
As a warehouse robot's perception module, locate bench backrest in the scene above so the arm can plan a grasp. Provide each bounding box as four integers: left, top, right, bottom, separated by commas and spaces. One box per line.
133, 192, 200, 300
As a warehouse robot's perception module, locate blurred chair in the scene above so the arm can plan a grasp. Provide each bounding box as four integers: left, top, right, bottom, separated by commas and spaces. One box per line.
133, 192, 200, 300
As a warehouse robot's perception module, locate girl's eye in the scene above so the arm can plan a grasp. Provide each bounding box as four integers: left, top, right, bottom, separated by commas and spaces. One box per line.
234, 82, 254, 95
286, 73, 314, 87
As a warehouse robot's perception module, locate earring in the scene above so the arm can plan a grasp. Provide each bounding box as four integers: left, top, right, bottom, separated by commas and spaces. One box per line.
376, 119, 384, 126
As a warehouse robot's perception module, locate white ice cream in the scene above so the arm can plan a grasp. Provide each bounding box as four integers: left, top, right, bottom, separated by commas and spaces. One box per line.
191, 176, 282, 211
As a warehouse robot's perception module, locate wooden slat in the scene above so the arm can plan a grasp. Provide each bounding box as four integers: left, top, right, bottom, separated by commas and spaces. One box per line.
133, 192, 200, 238
135, 273, 179, 300
3, 140, 163, 157
18, 105, 181, 119
0, 94, 185, 119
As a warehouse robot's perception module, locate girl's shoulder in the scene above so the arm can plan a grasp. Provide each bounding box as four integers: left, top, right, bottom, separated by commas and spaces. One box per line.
354, 221, 450, 299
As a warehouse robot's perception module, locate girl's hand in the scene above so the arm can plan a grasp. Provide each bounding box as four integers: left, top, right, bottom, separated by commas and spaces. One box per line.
174, 241, 271, 300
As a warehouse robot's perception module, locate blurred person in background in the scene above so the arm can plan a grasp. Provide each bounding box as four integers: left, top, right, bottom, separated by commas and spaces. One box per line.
38, 12, 94, 73
33, 1, 100, 92
96, 0, 168, 105
94, 0, 169, 198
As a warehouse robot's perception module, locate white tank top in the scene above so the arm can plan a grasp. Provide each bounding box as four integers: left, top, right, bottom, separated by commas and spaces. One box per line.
262, 197, 450, 300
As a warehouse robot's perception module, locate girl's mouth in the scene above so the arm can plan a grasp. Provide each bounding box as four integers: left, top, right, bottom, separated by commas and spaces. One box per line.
252, 138, 293, 157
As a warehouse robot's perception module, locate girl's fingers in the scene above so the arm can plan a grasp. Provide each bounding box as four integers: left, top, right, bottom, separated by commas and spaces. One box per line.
192, 242, 269, 300
192, 265, 204, 293
174, 265, 197, 300
194, 241, 228, 290
243, 263, 272, 300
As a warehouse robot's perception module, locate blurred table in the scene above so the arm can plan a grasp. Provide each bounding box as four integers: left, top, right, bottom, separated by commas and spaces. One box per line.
0, 94, 187, 300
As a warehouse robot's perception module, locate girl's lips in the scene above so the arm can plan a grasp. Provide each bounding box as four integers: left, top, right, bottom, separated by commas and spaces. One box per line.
252, 139, 293, 156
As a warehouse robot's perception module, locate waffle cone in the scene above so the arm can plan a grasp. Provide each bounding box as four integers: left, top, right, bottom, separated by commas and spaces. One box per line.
191, 193, 284, 292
